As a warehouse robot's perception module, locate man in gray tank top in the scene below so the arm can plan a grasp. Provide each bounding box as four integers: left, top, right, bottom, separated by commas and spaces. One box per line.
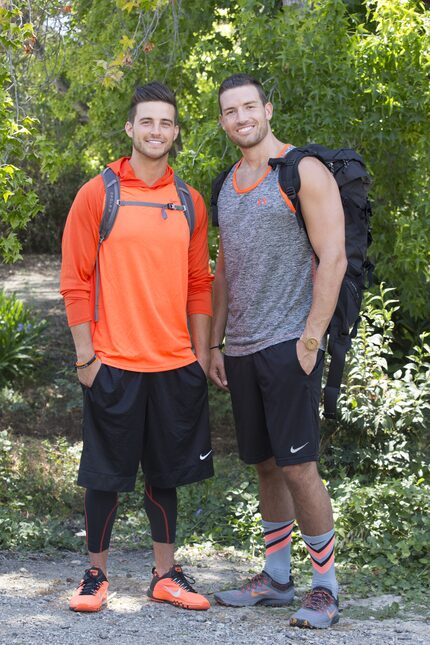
209, 74, 347, 630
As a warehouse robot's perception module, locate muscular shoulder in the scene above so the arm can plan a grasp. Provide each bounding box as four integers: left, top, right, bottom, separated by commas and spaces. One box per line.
298, 156, 334, 196
299, 157, 333, 185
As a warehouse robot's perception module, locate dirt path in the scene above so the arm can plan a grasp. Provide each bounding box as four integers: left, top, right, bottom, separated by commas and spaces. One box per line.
1, 547, 429, 645
1, 256, 429, 644
0, 255, 62, 310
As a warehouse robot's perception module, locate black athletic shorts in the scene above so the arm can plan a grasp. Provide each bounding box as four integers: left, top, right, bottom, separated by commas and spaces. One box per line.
77, 361, 213, 492
224, 339, 324, 467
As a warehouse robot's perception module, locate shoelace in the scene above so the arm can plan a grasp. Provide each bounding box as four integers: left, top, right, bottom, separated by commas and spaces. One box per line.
78, 575, 103, 596
302, 588, 334, 610
240, 572, 267, 591
171, 569, 197, 593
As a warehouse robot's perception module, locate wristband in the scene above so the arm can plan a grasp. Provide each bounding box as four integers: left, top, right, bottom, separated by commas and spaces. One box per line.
75, 354, 97, 370
210, 343, 224, 350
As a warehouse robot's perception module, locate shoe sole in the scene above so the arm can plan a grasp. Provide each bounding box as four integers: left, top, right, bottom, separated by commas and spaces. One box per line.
289, 614, 340, 629
215, 595, 294, 608
148, 593, 209, 611
69, 596, 108, 613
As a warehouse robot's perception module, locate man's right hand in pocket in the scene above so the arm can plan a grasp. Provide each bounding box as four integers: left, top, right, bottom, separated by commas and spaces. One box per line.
77, 358, 102, 388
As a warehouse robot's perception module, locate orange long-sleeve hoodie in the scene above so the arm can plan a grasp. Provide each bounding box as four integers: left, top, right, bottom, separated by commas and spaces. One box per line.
60, 157, 213, 372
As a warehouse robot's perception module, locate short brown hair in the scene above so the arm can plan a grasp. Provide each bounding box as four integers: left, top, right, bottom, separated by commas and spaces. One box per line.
218, 74, 268, 111
128, 82, 178, 124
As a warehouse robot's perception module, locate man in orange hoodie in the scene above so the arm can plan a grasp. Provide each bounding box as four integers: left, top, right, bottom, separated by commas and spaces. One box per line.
61, 82, 213, 613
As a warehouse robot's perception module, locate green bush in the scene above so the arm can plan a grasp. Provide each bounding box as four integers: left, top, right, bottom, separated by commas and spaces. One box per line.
0, 431, 83, 550
320, 284, 430, 480
0, 290, 46, 385
338, 284, 430, 438
333, 474, 430, 594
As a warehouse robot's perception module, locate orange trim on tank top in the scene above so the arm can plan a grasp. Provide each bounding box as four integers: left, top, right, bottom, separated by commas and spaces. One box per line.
233, 143, 292, 194
279, 185, 296, 213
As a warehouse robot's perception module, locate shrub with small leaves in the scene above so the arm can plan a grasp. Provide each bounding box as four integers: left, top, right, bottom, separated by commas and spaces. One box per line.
338, 284, 430, 438
0, 290, 45, 385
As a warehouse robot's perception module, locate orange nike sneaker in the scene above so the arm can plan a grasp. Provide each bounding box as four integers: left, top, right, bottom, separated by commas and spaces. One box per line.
147, 565, 210, 610
69, 567, 109, 612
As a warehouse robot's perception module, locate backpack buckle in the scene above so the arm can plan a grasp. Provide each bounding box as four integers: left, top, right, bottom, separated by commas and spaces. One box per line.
167, 203, 186, 212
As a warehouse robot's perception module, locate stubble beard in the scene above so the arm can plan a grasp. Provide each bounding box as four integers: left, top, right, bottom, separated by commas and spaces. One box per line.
228, 120, 269, 150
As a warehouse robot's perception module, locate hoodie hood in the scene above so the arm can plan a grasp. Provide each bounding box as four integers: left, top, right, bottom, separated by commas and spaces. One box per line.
107, 157, 174, 190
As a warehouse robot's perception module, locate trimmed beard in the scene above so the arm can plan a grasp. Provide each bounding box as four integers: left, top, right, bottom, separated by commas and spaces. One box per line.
227, 120, 270, 149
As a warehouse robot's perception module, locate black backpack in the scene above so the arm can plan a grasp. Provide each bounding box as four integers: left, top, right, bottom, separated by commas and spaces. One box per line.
211, 144, 374, 419
93, 166, 195, 322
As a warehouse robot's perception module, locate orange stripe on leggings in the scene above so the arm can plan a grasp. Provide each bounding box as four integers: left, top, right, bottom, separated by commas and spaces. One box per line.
99, 498, 119, 553
145, 484, 170, 543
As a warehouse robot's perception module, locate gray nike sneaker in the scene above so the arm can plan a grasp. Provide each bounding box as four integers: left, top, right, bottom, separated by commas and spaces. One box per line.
214, 571, 295, 607
289, 586, 339, 629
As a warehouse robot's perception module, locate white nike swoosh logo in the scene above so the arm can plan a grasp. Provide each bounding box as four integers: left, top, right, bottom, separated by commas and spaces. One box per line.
163, 586, 181, 598
200, 450, 212, 460
290, 442, 309, 454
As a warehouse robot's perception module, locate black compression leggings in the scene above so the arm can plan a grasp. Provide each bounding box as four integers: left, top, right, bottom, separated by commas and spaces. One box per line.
84, 485, 177, 553
143, 483, 177, 544
84, 489, 119, 553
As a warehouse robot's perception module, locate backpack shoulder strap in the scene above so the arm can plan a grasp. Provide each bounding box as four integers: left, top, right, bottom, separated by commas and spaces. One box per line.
268, 146, 326, 229
100, 167, 121, 242
174, 174, 195, 238
94, 167, 121, 322
210, 163, 236, 227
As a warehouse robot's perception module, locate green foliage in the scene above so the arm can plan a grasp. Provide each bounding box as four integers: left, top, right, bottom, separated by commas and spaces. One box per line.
339, 284, 430, 438
0, 4, 41, 262
10, 0, 428, 324
333, 474, 430, 593
0, 290, 46, 385
20, 167, 87, 253
0, 432, 82, 549
321, 284, 430, 480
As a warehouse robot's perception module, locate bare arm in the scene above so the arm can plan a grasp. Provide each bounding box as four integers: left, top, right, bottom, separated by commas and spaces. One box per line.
209, 241, 229, 390
297, 157, 347, 373
70, 322, 101, 387
188, 313, 211, 376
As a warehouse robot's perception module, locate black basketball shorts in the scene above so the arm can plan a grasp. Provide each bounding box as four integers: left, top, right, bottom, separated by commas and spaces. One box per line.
77, 361, 213, 492
224, 339, 324, 467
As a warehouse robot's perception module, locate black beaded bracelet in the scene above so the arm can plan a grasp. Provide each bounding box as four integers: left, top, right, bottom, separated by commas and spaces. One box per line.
209, 343, 224, 350
75, 354, 97, 370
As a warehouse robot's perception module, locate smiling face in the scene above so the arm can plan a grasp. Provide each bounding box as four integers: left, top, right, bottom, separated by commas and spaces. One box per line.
125, 101, 179, 161
219, 84, 273, 149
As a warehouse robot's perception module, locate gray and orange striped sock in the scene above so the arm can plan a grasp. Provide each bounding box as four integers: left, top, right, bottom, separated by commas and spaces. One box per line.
262, 519, 295, 584
302, 528, 338, 599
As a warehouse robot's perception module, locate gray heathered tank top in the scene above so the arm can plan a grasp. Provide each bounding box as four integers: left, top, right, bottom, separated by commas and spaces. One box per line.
218, 149, 316, 356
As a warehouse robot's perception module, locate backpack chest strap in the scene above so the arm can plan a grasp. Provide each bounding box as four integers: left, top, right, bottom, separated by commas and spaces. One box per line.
118, 200, 186, 210
118, 199, 187, 220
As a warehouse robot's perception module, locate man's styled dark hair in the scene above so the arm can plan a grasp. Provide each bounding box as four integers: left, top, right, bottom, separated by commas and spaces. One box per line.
218, 74, 268, 111
128, 81, 178, 124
